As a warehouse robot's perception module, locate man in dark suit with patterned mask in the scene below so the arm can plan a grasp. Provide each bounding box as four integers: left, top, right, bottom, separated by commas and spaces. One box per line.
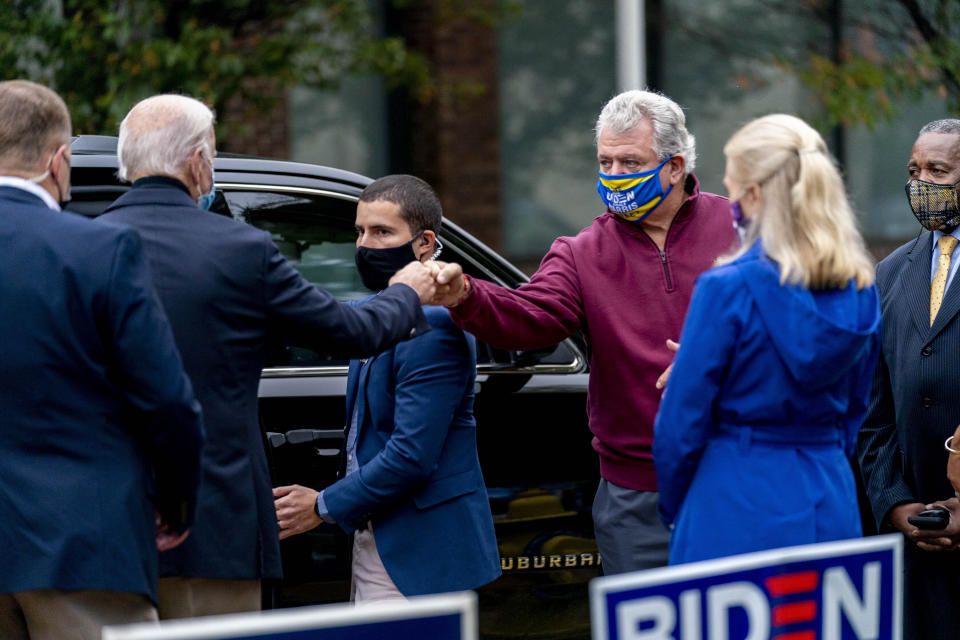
859, 118, 960, 637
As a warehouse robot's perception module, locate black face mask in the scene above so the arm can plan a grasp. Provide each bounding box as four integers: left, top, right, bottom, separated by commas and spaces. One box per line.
355, 233, 422, 292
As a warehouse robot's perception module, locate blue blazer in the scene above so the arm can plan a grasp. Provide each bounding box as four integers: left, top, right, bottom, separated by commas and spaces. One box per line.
322, 306, 501, 596
0, 186, 204, 600
99, 179, 429, 580
654, 241, 881, 564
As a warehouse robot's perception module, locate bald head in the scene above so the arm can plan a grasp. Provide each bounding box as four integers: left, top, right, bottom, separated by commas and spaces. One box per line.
118, 94, 215, 183
0, 80, 71, 175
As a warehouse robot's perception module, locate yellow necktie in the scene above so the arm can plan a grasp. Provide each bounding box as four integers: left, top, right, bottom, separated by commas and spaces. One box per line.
930, 235, 959, 325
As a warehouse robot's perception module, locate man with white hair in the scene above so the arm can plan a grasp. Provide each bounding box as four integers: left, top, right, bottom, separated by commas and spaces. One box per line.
0, 81, 204, 638
98, 94, 451, 618
432, 89, 738, 573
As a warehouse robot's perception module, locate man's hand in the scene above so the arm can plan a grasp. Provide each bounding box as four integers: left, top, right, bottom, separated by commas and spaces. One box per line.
155, 511, 190, 551
655, 339, 680, 390
889, 501, 960, 551
888, 502, 926, 539
389, 261, 437, 304
947, 425, 960, 495
915, 498, 960, 551
273, 484, 323, 541
425, 260, 466, 307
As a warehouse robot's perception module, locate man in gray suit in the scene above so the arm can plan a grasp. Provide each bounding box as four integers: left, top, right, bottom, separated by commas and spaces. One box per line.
858, 119, 960, 637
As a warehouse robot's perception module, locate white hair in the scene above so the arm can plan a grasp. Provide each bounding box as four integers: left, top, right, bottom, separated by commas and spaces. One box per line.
595, 89, 697, 175
117, 94, 215, 182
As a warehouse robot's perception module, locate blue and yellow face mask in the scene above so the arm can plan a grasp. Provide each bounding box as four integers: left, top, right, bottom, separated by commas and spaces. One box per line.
596, 156, 673, 223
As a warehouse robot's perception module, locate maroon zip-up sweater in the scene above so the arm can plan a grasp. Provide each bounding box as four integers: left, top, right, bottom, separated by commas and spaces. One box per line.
450, 175, 737, 491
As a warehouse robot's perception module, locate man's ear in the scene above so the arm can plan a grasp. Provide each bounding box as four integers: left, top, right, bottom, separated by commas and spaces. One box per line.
418, 229, 437, 261
667, 155, 686, 185
187, 148, 205, 193
52, 145, 69, 179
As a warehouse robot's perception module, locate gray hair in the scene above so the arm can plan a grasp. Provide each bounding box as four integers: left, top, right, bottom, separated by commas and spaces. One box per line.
919, 119, 960, 136
117, 94, 215, 182
595, 89, 697, 175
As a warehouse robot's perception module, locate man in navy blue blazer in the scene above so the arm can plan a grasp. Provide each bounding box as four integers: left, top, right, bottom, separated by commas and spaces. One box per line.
98, 95, 454, 619
858, 119, 960, 637
274, 174, 500, 601
0, 81, 204, 638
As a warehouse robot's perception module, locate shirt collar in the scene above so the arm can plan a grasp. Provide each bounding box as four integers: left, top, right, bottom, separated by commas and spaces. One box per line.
0, 176, 60, 211
932, 226, 960, 251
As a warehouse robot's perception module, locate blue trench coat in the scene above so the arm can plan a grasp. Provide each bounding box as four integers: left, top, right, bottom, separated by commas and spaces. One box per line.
653, 241, 881, 564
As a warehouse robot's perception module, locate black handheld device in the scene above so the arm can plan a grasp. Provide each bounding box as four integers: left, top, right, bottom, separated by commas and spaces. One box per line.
908, 508, 950, 530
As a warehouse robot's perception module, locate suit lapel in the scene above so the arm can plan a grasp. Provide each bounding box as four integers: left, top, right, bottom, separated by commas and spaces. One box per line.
344, 357, 376, 455
354, 356, 376, 438
901, 232, 934, 338
345, 359, 362, 430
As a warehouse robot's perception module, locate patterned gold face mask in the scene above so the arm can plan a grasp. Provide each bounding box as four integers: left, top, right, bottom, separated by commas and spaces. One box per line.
906, 178, 960, 231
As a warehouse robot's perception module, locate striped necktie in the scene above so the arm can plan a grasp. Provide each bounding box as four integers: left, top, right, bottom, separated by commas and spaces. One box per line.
930, 234, 959, 326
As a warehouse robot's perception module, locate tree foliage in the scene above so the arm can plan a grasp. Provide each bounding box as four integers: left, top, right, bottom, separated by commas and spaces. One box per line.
668, 0, 960, 130
0, 0, 433, 135
792, 0, 960, 128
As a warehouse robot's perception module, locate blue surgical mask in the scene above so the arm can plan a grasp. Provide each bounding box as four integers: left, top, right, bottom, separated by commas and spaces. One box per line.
596, 156, 674, 223
198, 167, 216, 211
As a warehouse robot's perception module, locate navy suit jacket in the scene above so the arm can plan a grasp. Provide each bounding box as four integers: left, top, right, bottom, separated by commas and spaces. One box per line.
857, 231, 960, 635
0, 186, 203, 600
99, 178, 429, 580
322, 306, 501, 596
858, 232, 960, 523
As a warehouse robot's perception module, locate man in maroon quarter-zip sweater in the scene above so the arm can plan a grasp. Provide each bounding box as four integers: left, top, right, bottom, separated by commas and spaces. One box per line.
432, 90, 737, 574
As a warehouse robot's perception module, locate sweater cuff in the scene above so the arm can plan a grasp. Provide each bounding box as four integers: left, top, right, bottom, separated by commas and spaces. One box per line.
447, 276, 487, 323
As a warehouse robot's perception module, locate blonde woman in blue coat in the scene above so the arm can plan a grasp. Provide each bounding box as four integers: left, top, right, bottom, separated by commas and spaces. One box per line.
653, 114, 881, 564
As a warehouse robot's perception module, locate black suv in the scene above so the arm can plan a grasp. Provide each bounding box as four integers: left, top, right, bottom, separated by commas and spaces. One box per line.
69, 136, 598, 639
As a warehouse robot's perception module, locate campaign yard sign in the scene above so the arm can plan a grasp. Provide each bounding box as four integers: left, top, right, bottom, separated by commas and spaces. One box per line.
102, 591, 477, 640
590, 535, 902, 640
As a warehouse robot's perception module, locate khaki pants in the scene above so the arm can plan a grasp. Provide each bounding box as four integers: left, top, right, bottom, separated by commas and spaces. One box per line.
351, 522, 406, 604
0, 589, 157, 640
157, 577, 261, 620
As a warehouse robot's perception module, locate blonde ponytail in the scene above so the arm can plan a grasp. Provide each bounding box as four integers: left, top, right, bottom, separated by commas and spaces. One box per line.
722, 114, 874, 290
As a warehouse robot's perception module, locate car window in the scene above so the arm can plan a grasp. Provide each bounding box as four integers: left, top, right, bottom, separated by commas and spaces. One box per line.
226, 190, 369, 302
